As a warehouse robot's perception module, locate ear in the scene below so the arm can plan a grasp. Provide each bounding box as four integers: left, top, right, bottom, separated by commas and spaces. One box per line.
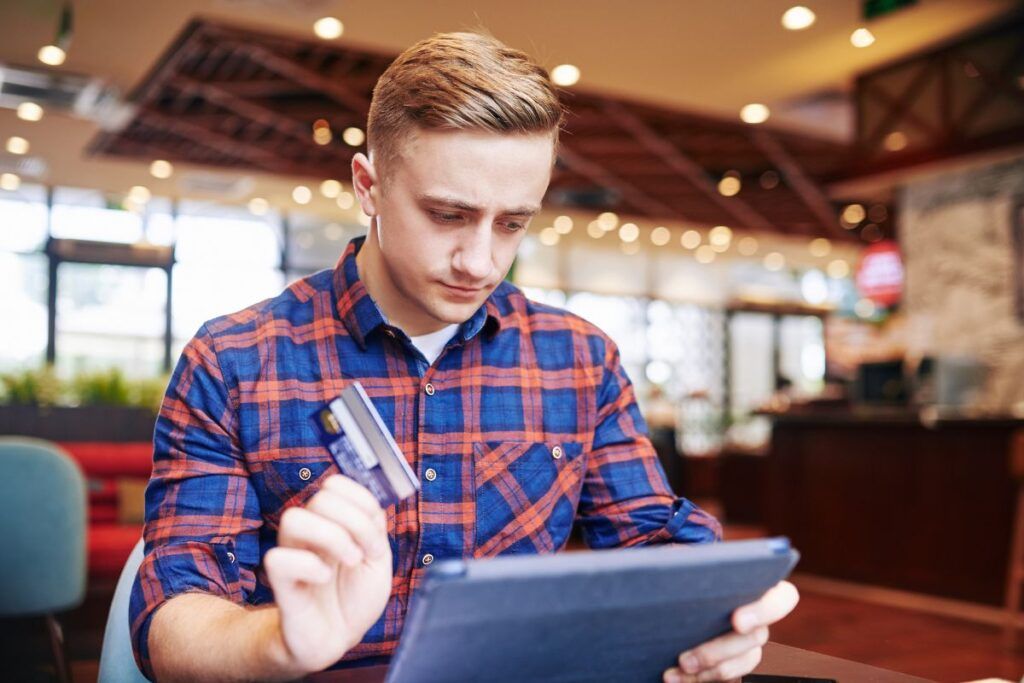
351, 152, 379, 217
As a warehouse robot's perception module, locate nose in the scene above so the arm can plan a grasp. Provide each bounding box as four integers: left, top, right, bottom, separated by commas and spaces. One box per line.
451, 223, 493, 283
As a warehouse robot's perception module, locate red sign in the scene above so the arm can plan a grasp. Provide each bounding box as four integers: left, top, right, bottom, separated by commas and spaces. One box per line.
856, 241, 903, 307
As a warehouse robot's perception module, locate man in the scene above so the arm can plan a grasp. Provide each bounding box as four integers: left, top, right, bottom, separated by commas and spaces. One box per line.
131, 31, 798, 682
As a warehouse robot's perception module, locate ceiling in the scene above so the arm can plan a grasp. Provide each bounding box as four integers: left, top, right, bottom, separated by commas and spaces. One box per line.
0, 0, 1019, 232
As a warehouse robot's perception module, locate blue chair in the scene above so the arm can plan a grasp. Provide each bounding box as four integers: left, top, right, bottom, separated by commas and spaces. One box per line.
98, 537, 148, 683
0, 436, 87, 683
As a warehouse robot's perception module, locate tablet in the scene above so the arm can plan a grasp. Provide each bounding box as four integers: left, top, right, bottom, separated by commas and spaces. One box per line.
385, 538, 799, 683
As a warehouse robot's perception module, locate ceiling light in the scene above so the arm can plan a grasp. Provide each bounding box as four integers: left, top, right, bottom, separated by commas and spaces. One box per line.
681, 229, 701, 250
827, 260, 850, 279
883, 131, 907, 152
861, 223, 882, 242
16, 102, 44, 122
740, 103, 770, 125
6, 136, 29, 155
0, 173, 20, 191
782, 6, 816, 30
597, 211, 619, 231
336, 192, 355, 210
292, 185, 312, 204
342, 127, 365, 147
551, 64, 581, 87
760, 170, 780, 189
539, 227, 560, 246
695, 245, 716, 264
37, 44, 66, 66
553, 215, 574, 234
851, 28, 875, 48
587, 221, 604, 239
841, 203, 866, 226
313, 17, 344, 40
248, 197, 269, 215
738, 236, 759, 255
320, 179, 342, 198
313, 127, 332, 145
709, 225, 733, 247
764, 251, 786, 271
149, 159, 173, 179
809, 238, 831, 258
868, 204, 888, 223
128, 185, 151, 204
718, 175, 741, 197
618, 222, 639, 243
650, 226, 670, 246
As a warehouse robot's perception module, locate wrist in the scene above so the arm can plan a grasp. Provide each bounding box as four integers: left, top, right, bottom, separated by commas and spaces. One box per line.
257, 606, 317, 680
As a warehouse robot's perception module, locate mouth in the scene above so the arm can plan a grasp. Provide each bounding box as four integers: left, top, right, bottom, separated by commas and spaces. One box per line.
439, 282, 487, 300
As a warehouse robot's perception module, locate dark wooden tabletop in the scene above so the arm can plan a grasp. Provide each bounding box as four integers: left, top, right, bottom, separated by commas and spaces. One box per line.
307, 642, 934, 682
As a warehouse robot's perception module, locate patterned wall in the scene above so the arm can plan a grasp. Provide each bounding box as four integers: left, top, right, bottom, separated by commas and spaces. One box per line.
900, 153, 1024, 410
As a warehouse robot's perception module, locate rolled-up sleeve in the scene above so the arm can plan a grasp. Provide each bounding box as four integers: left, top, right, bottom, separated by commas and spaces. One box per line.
129, 324, 262, 679
576, 335, 722, 549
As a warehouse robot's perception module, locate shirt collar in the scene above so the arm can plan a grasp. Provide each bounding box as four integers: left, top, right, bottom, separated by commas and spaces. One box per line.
333, 236, 503, 349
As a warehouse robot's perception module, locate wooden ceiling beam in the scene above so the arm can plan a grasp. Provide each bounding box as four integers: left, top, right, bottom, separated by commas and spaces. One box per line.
556, 145, 680, 218
602, 100, 778, 233
748, 129, 848, 240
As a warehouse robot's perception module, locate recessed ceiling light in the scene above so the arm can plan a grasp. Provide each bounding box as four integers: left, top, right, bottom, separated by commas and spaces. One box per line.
827, 260, 850, 279
718, 176, 741, 197
618, 222, 639, 243
37, 44, 66, 66
695, 245, 716, 264
320, 179, 342, 198
551, 64, 581, 87
149, 159, 173, 179
764, 251, 786, 271
554, 215, 573, 234
809, 237, 831, 257
650, 226, 671, 246
782, 6, 816, 31
681, 230, 701, 250
883, 131, 907, 152
709, 225, 733, 247
336, 192, 355, 210
6, 136, 29, 155
313, 17, 344, 40
597, 211, 618, 231
841, 203, 866, 226
738, 236, 759, 255
539, 227, 560, 246
16, 102, 44, 122
0, 173, 21, 191
128, 185, 152, 204
248, 197, 269, 215
740, 103, 770, 124
292, 185, 312, 204
851, 28, 875, 48
342, 127, 365, 147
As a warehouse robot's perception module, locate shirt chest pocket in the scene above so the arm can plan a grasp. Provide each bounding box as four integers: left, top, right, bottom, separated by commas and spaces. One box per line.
472, 440, 585, 557
250, 450, 334, 529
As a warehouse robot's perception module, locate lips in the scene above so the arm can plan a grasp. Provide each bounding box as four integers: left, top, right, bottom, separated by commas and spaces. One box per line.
439, 282, 486, 299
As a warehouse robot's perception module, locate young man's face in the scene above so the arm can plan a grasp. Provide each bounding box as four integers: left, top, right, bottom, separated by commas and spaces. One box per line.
353, 129, 555, 336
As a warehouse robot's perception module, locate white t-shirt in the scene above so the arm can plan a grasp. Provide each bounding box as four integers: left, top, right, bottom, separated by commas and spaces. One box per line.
408, 324, 459, 365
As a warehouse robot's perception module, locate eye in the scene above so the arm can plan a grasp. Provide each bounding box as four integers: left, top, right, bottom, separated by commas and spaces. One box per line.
429, 210, 463, 224
500, 220, 527, 233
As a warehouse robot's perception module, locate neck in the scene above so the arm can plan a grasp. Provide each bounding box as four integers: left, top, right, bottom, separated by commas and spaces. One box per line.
355, 231, 449, 337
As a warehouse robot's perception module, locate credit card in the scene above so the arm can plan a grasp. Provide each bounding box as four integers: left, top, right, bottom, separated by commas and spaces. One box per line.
310, 382, 420, 506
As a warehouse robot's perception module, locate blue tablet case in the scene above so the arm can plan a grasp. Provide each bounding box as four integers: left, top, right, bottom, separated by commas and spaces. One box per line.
385, 538, 799, 683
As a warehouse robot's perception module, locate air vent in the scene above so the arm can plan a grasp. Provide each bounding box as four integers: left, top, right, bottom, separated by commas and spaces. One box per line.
0, 63, 135, 131
0, 154, 48, 177
176, 171, 255, 200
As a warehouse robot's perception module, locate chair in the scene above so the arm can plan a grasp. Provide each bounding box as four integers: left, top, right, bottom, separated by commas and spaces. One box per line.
98, 537, 148, 683
0, 436, 87, 683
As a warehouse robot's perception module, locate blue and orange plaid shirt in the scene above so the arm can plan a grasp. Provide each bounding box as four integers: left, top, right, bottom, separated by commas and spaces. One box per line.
130, 237, 721, 677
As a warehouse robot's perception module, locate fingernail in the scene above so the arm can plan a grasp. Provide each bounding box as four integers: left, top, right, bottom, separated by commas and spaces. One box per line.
663, 669, 682, 683
681, 654, 699, 674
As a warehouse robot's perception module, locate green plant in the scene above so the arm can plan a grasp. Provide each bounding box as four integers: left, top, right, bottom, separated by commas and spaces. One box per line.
72, 367, 133, 406
0, 366, 64, 406
132, 374, 171, 414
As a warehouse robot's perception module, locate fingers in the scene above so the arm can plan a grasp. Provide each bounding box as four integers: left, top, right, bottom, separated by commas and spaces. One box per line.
671, 627, 768, 678
264, 546, 332, 587
664, 642, 763, 682
321, 475, 387, 529
278, 506, 365, 567
307, 483, 389, 559
732, 581, 800, 634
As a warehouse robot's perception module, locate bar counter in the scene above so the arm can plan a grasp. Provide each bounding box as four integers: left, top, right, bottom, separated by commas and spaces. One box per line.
765, 409, 1024, 605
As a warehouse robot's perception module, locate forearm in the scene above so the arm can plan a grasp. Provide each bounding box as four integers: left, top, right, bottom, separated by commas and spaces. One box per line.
148, 593, 306, 683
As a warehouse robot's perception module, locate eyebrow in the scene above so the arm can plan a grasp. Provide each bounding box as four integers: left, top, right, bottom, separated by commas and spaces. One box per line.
417, 193, 541, 217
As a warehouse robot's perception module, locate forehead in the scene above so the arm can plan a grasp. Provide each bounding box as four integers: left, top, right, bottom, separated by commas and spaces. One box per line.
386, 129, 555, 210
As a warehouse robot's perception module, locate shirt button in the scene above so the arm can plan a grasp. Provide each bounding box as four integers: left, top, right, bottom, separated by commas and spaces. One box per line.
552, 445, 564, 460
299, 467, 312, 481
422, 553, 434, 566
424, 383, 435, 396
424, 468, 437, 482
226, 551, 236, 564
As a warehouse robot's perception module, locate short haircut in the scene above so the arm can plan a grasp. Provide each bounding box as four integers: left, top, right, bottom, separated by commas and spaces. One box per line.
367, 31, 564, 173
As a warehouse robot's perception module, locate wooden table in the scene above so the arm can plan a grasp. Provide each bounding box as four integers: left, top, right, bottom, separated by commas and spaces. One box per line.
308, 642, 933, 682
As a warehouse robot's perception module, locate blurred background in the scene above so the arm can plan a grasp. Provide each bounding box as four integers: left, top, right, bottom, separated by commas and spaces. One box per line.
1, 0, 1023, 680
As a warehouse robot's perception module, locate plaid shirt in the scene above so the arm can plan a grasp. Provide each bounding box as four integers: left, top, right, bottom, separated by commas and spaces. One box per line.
131, 237, 721, 677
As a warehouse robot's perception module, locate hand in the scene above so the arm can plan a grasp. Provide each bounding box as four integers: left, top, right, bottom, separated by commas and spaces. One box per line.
264, 475, 393, 674
663, 580, 799, 683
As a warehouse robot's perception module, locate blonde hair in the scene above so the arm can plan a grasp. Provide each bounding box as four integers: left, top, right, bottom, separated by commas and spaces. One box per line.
367, 32, 564, 172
